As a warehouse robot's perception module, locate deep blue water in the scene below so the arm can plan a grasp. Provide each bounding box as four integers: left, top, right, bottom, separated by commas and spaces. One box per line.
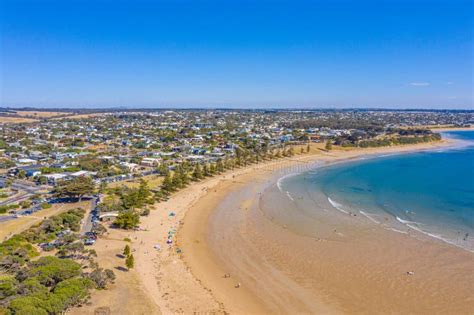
284, 131, 474, 251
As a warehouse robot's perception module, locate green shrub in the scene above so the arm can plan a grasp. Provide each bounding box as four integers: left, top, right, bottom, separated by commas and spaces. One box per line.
51, 278, 94, 310
25, 256, 81, 286
0, 276, 17, 299
113, 211, 140, 230
18, 278, 48, 296
40, 203, 52, 210
8, 296, 48, 315
0, 235, 39, 266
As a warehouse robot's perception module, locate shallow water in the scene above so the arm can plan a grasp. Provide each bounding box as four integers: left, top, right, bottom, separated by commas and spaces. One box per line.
277, 131, 474, 251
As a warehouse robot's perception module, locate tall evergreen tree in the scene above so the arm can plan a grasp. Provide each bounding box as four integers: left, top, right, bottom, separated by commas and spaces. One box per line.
158, 163, 169, 176
178, 167, 189, 186
209, 163, 216, 175
172, 173, 183, 189
216, 159, 225, 173
137, 179, 151, 201
192, 164, 203, 180
123, 244, 131, 256
161, 173, 174, 192
125, 254, 134, 270
325, 139, 333, 150
203, 164, 211, 177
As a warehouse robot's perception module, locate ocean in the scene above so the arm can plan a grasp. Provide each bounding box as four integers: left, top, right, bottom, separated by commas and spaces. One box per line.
276, 131, 474, 252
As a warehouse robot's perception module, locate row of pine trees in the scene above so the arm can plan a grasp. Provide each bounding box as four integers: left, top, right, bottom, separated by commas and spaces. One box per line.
155, 144, 310, 200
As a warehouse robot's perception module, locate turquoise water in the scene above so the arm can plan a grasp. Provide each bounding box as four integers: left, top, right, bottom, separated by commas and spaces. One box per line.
282, 131, 474, 252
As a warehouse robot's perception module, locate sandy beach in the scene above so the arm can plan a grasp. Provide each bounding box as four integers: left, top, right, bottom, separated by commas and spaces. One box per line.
78, 139, 474, 314
177, 140, 474, 314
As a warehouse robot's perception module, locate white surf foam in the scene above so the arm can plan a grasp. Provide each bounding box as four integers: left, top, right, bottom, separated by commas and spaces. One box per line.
396, 221, 474, 253
359, 210, 380, 224
286, 191, 295, 201
405, 223, 460, 246
386, 227, 408, 234
396, 216, 418, 225
327, 197, 349, 214
276, 173, 298, 192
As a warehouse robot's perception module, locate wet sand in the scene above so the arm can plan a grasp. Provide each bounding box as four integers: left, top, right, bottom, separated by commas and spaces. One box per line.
177, 140, 474, 314
77, 140, 474, 314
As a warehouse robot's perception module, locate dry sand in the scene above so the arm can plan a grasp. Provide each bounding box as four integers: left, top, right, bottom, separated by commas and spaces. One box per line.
78, 139, 474, 314
177, 140, 474, 315
70, 229, 161, 315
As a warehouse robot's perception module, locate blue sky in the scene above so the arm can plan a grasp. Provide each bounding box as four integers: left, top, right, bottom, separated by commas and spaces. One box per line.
1, 0, 472, 109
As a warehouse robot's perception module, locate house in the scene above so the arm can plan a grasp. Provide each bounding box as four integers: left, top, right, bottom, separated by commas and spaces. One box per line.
17, 158, 37, 165
159, 152, 177, 158
308, 135, 322, 142
279, 134, 294, 142
50, 163, 67, 169
29, 151, 44, 159
15, 165, 42, 177
120, 162, 139, 172
191, 148, 206, 155
141, 157, 161, 167
70, 170, 96, 177
185, 155, 205, 162
209, 152, 225, 158
44, 173, 70, 184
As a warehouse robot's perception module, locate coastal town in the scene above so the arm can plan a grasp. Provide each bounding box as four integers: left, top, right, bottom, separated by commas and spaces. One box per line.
2, 0, 473, 312
1, 109, 471, 223
0, 108, 472, 314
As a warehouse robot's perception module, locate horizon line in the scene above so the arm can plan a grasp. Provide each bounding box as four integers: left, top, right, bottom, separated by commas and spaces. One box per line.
1, 106, 474, 113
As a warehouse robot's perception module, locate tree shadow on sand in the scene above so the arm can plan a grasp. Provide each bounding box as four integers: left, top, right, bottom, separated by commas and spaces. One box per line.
114, 266, 128, 272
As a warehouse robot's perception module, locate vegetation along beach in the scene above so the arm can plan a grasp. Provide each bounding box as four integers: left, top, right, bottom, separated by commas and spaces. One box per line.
1, 0, 473, 314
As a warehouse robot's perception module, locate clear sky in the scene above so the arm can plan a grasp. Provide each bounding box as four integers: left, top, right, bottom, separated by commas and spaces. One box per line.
1, 0, 473, 109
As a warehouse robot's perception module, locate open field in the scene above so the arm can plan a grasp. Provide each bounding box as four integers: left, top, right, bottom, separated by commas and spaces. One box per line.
10, 110, 69, 118
0, 116, 38, 124
0, 201, 90, 241
0, 111, 106, 124
0, 110, 70, 123
51, 113, 105, 120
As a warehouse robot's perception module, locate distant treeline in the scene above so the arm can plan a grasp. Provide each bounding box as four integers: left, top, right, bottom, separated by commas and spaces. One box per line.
338, 133, 442, 148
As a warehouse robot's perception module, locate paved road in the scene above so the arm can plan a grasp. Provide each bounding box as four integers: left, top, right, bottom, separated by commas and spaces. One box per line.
81, 195, 101, 234
0, 179, 49, 206
0, 192, 31, 206
17, 204, 42, 215
0, 215, 17, 222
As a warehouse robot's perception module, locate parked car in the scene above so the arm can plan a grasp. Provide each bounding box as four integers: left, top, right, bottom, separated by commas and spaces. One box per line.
84, 239, 96, 246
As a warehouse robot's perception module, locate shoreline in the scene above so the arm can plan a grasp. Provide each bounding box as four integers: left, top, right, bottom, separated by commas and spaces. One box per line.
78, 138, 471, 314
175, 139, 474, 314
